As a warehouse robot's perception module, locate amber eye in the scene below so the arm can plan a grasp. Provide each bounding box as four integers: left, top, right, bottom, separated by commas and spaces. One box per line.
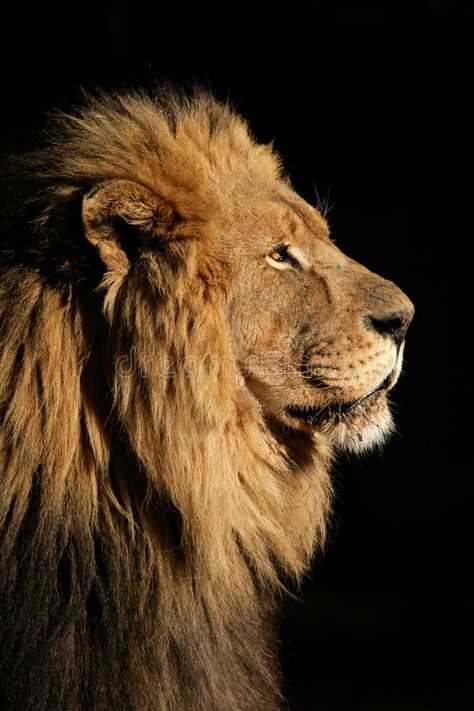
269, 246, 293, 262
266, 245, 299, 271
270, 249, 287, 262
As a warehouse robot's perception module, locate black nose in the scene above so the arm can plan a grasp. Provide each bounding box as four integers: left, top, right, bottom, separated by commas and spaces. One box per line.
365, 309, 414, 345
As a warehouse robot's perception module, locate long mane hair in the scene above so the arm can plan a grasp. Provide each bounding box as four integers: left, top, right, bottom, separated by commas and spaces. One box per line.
0, 90, 332, 710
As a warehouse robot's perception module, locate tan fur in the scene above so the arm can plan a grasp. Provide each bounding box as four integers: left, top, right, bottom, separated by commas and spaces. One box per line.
0, 89, 412, 710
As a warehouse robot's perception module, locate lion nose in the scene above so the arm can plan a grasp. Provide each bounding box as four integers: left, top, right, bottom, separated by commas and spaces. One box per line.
365, 308, 414, 345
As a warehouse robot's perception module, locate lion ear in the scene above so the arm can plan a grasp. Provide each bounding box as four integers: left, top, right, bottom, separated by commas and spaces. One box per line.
82, 179, 178, 272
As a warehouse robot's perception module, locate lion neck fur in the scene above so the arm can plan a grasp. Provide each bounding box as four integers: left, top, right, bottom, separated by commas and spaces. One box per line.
0, 91, 332, 710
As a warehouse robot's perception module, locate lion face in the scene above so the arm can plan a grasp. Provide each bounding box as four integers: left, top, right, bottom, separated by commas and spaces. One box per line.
227, 191, 414, 453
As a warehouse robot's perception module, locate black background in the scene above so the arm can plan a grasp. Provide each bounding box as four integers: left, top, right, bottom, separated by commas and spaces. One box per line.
1, 2, 472, 709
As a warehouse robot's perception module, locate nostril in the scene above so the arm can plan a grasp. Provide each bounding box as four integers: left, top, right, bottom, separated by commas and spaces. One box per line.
365, 310, 413, 345
378, 316, 404, 336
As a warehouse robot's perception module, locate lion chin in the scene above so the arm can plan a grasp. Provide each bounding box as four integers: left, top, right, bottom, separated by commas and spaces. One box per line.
321, 392, 394, 454
285, 389, 393, 453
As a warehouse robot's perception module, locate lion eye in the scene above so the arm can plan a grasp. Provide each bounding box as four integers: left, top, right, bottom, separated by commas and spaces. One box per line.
270, 249, 287, 262
266, 246, 299, 270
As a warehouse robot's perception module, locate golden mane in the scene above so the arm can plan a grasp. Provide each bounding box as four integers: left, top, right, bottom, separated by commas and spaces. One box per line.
0, 91, 332, 710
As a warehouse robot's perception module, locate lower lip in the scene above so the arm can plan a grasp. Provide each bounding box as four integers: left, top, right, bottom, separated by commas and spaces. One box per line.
287, 372, 394, 426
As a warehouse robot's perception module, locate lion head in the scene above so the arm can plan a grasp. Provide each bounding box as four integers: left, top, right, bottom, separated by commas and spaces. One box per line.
0, 90, 413, 711
78, 93, 413, 457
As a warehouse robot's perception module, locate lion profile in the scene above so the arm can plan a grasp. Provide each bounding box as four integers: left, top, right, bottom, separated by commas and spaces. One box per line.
0, 89, 413, 710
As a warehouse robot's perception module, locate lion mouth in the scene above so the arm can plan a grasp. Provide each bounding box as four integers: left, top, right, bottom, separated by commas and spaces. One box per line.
286, 372, 394, 427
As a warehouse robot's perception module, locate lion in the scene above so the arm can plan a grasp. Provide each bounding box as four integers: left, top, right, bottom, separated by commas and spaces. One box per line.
0, 89, 413, 710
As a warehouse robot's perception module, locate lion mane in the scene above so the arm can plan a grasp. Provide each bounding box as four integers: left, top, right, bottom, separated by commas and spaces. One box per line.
0, 91, 332, 710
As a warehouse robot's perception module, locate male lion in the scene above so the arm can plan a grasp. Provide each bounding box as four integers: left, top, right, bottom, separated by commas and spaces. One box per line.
0, 90, 413, 710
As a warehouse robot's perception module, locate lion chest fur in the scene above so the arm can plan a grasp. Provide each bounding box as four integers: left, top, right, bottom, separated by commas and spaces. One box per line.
0, 91, 333, 711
